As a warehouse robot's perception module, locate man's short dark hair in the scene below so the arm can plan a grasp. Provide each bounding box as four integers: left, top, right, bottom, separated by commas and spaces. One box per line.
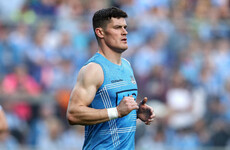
92, 7, 128, 31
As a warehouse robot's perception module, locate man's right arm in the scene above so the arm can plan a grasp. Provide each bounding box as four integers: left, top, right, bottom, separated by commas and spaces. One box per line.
66, 63, 139, 125
66, 63, 110, 125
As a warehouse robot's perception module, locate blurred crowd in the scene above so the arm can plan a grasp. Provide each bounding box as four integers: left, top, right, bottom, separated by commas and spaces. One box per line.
0, 0, 230, 149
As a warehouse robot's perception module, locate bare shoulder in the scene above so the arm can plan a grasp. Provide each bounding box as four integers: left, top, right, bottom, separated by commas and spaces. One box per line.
78, 62, 104, 89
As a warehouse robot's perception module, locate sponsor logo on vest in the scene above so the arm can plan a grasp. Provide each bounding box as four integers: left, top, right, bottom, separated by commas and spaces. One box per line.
111, 79, 123, 83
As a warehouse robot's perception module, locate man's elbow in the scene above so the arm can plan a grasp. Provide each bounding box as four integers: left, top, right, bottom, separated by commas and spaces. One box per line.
67, 116, 77, 125
66, 111, 81, 125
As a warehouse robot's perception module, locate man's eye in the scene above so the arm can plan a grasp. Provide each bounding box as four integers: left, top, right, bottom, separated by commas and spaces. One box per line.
115, 26, 121, 29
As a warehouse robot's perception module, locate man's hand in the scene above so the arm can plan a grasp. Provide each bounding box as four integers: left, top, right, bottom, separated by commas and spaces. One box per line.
137, 97, 155, 125
117, 95, 139, 118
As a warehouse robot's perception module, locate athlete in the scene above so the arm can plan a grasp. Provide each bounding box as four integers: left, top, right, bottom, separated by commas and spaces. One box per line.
66, 7, 155, 149
0, 105, 8, 132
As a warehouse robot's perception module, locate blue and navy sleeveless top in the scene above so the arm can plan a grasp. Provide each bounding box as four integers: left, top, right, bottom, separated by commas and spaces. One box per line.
83, 53, 138, 150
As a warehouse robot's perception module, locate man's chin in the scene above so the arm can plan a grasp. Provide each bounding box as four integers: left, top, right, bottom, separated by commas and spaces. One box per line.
111, 45, 128, 53
117, 47, 128, 53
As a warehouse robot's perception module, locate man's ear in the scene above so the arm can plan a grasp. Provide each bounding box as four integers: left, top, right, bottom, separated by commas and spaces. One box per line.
95, 28, 104, 39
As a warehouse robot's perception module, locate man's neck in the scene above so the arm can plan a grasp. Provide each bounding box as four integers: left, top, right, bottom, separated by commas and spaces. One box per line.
98, 49, 122, 65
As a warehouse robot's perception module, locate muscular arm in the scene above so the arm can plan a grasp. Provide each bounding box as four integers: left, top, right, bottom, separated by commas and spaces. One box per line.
66, 63, 110, 125
66, 62, 139, 125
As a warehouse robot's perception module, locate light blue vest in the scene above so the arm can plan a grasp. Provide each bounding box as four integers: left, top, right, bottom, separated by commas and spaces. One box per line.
83, 53, 138, 150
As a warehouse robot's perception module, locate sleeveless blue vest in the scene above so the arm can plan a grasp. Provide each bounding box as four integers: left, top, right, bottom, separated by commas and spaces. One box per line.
83, 53, 138, 150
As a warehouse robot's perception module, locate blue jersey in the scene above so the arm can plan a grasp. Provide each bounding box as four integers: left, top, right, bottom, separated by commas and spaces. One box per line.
83, 53, 138, 150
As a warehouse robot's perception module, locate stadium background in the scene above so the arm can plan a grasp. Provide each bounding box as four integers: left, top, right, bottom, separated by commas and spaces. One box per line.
0, 0, 230, 149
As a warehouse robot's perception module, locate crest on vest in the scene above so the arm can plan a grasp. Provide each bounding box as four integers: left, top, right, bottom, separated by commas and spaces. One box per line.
130, 76, 136, 84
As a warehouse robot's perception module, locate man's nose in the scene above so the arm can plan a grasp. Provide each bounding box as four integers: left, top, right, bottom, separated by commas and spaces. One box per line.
122, 28, 128, 35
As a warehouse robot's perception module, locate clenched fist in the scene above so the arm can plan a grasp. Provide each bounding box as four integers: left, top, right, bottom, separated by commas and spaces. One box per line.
117, 95, 139, 118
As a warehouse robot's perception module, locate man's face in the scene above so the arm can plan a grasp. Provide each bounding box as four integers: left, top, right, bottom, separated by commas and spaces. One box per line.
103, 17, 128, 53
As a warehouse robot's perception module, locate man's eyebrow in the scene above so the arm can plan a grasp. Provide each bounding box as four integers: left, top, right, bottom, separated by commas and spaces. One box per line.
113, 25, 128, 28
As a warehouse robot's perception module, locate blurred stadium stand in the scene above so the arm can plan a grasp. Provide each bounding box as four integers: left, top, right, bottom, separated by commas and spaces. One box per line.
0, 0, 230, 149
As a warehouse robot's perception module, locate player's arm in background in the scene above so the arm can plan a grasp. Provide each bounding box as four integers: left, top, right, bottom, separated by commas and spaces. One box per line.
0, 105, 8, 132
66, 63, 139, 125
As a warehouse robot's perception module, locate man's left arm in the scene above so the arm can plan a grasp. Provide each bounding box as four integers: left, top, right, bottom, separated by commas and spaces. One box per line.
137, 97, 156, 125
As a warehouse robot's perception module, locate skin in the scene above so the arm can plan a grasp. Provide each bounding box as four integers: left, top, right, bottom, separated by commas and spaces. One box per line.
67, 17, 155, 125
0, 108, 8, 132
